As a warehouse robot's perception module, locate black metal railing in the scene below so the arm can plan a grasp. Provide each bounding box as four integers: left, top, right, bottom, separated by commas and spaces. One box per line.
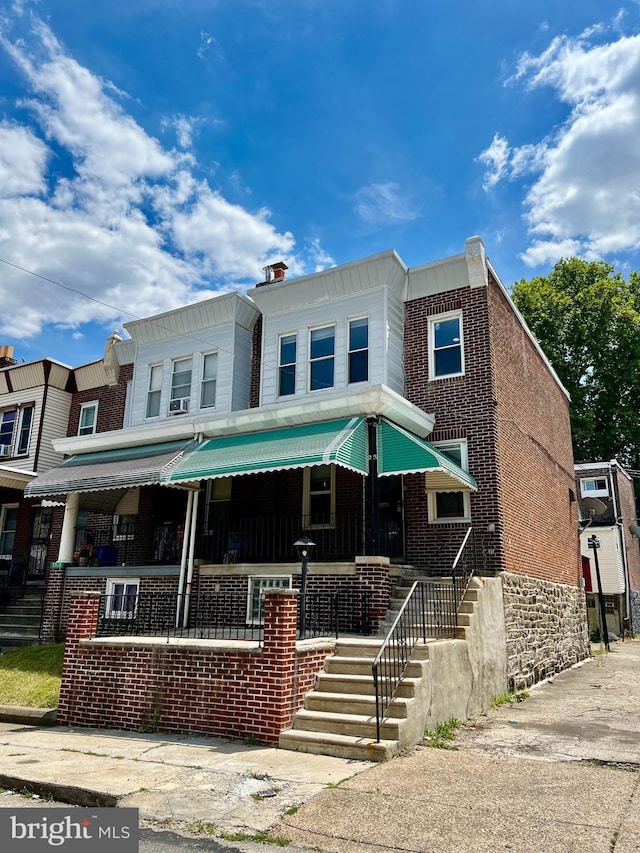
96, 591, 263, 642
96, 588, 371, 642
372, 527, 486, 742
298, 588, 371, 639
199, 512, 404, 563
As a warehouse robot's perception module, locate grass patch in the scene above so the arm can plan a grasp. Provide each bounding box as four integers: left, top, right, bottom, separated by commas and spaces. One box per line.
185, 820, 217, 836
491, 689, 529, 708
0, 645, 64, 708
220, 829, 290, 846
423, 719, 461, 749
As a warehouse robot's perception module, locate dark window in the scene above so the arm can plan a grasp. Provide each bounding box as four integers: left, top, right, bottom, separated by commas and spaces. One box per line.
348, 318, 368, 383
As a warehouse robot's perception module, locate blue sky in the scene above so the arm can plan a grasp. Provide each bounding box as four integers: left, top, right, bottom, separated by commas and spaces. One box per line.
0, 0, 639, 366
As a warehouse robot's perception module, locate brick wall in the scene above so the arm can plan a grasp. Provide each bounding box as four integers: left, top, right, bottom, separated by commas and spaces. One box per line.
487, 273, 579, 585
404, 277, 579, 587
68, 364, 133, 436
58, 589, 333, 743
404, 286, 500, 571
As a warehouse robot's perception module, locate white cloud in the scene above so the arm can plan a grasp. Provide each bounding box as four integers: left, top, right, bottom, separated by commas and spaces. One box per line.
480, 22, 640, 267
0, 11, 312, 340
354, 182, 421, 225
161, 114, 204, 149
477, 133, 510, 191
0, 121, 49, 196
306, 237, 335, 273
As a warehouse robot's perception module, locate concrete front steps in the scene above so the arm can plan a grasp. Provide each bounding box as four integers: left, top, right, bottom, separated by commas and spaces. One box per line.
0, 589, 45, 651
279, 637, 431, 761
279, 577, 486, 761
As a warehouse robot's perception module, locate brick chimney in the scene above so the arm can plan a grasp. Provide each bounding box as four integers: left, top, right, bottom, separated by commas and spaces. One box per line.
0, 345, 17, 368
257, 261, 288, 288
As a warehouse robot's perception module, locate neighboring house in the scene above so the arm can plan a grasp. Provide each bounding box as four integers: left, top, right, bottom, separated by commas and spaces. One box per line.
576, 460, 640, 637
0, 346, 77, 645
26, 237, 587, 696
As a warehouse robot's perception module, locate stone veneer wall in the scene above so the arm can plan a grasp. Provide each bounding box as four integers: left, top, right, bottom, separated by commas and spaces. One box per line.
629, 589, 640, 634
500, 571, 589, 690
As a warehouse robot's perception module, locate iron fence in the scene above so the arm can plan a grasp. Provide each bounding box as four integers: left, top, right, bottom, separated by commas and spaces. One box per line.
96, 588, 373, 642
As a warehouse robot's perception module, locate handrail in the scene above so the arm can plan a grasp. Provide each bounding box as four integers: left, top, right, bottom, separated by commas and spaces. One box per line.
372, 526, 481, 742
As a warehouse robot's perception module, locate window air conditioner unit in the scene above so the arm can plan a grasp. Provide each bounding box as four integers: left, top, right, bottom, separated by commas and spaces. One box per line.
169, 397, 190, 415
0, 445, 11, 457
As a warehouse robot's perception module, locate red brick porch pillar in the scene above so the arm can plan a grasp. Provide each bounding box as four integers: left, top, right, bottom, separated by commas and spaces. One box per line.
261, 588, 299, 741
356, 555, 392, 633
57, 592, 101, 725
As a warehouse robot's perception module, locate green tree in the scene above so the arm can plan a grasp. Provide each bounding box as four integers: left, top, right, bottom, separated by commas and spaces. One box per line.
511, 258, 640, 468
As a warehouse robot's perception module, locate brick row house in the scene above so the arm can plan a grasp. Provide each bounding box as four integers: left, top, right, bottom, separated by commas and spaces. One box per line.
576, 460, 640, 638
6, 237, 588, 739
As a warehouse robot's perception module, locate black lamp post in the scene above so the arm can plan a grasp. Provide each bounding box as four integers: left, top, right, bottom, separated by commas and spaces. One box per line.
294, 536, 315, 639
588, 534, 610, 651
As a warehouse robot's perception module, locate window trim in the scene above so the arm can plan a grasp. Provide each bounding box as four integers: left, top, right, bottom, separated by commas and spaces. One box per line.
580, 477, 609, 498
105, 577, 140, 619
246, 575, 292, 625
200, 351, 218, 409
347, 315, 369, 385
308, 324, 336, 392
278, 332, 297, 397
426, 439, 471, 523
113, 514, 136, 541
78, 401, 98, 437
303, 464, 336, 529
16, 404, 34, 455
146, 363, 163, 419
428, 311, 464, 380
170, 356, 193, 406
0, 503, 19, 559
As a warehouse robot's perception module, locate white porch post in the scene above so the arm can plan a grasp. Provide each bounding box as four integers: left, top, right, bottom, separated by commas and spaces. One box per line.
58, 492, 80, 563
183, 489, 200, 628
176, 489, 194, 627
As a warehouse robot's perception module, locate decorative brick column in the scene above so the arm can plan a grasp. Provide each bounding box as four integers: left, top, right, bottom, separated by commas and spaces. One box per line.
40, 562, 66, 644
57, 592, 101, 725
355, 556, 392, 633
261, 588, 300, 739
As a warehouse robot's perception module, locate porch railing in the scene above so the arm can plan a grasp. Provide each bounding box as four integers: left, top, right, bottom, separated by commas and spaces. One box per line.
372, 527, 487, 742
96, 588, 372, 642
199, 512, 404, 563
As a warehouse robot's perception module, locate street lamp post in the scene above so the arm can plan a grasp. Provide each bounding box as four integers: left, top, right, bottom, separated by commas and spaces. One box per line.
588, 534, 610, 651
294, 536, 315, 639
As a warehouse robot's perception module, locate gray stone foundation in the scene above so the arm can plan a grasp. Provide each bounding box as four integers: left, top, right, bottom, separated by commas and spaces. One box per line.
630, 589, 640, 634
500, 572, 589, 691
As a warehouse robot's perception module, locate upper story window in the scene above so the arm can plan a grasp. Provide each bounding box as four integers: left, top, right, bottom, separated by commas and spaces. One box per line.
309, 325, 335, 392
78, 401, 98, 436
17, 405, 33, 454
146, 364, 163, 419
0, 410, 16, 452
278, 333, 297, 397
429, 312, 464, 379
348, 317, 369, 384
170, 358, 192, 413
201, 352, 218, 408
427, 440, 470, 523
581, 477, 609, 498
0, 405, 34, 457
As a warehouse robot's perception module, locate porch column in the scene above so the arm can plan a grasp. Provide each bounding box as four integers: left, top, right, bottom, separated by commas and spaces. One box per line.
58, 492, 80, 563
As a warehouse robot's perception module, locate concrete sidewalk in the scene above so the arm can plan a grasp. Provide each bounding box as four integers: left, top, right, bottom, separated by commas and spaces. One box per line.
0, 640, 639, 852
280, 639, 640, 853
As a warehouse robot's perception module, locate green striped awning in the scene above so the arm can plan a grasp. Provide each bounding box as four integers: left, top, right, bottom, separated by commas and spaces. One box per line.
377, 419, 477, 491
163, 417, 369, 484
23, 440, 193, 499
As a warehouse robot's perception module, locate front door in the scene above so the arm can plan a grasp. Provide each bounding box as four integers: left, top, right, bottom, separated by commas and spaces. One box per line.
27, 507, 51, 585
